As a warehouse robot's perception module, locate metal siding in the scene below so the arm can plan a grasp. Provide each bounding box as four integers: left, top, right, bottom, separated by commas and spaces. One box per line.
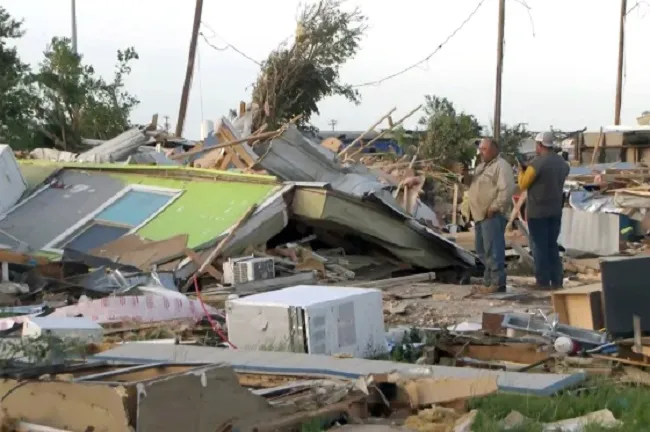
93, 344, 586, 396
97, 190, 172, 226
0, 171, 125, 249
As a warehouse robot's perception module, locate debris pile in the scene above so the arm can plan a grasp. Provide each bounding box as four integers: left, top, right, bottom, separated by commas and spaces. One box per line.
4, 112, 650, 431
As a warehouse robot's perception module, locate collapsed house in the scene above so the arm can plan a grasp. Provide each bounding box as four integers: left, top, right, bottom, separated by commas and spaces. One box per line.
3, 113, 477, 297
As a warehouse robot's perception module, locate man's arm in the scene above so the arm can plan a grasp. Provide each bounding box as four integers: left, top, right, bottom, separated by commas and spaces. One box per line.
518, 165, 537, 191
490, 161, 515, 213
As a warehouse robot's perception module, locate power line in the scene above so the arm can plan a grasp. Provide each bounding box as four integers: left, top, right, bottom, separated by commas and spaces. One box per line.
627, 0, 650, 15
200, 22, 262, 65
513, 0, 536, 37
351, 0, 488, 88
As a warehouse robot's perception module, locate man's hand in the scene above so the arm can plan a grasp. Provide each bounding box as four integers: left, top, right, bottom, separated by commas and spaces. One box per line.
486, 207, 498, 218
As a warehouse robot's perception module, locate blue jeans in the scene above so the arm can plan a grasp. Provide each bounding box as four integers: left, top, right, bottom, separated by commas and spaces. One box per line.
527, 216, 563, 288
475, 214, 507, 287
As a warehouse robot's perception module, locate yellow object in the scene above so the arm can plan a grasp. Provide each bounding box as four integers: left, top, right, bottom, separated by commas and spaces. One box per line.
518, 166, 537, 191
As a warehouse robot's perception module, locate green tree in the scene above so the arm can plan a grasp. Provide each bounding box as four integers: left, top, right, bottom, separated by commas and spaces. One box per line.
34, 37, 140, 150
251, 0, 367, 133
391, 126, 421, 156
0, 7, 37, 147
417, 95, 482, 168
498, 122, 532, 164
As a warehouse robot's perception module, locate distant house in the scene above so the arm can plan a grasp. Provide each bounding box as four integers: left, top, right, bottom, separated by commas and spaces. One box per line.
519, 137, 537, 156
317, 130, 406, 155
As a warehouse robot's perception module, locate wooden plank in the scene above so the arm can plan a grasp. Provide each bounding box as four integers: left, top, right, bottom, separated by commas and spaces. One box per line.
0, 250, 49, 266
439, 343, 548, 365
217, 122, 256, 167
445, 230, 527, 252
218, 152, 233, 170
231, 144, 256, 167
185, 248, 222, 281
225, 147, 247, 169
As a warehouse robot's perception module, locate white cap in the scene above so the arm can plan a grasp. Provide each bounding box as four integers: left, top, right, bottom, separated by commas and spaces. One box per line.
535, 131, 554, 147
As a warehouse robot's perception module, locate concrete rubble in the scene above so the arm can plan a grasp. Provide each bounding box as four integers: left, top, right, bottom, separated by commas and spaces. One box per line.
3, 114, 650, 430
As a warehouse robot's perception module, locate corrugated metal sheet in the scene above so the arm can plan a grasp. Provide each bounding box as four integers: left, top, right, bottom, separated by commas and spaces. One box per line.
77, 128, 148, 163
559, 208, 620, 256
254, 126, 477, 268
92, 344, 586, 396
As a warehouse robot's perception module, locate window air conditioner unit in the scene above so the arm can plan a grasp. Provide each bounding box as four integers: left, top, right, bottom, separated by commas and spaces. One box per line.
222, 256, 275, 285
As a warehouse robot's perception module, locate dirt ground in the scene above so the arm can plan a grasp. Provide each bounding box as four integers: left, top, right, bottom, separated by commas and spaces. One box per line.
382, 278, 554, 328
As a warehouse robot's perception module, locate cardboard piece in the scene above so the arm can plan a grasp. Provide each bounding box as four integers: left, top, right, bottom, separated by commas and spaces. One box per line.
552, 283, 604, 330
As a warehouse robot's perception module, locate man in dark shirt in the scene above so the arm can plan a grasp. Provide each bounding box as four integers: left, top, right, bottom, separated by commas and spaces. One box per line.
517, 131, 570, 289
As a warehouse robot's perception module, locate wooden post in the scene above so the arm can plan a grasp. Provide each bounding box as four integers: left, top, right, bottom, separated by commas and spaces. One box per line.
493, 0, 506, 140
175, 0, 204, 137
614, 0, 627, 125
590, 127, 603, 166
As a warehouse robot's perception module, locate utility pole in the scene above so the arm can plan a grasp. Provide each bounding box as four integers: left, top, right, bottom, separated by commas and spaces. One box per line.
493, 0, 506, 141
328, 119, 338, 131
175, 0, 204, 137
71, 0, 78, 53
614, 0, 627, 125
163, 116, 171, 133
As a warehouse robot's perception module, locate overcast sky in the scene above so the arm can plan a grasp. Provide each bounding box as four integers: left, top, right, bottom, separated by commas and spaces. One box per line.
4, 0, 650, 139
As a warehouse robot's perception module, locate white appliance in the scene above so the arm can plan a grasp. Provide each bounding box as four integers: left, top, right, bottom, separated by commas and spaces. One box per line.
226, 285, 387, 358
222, 256, 275, 285
0, 145, 27, 215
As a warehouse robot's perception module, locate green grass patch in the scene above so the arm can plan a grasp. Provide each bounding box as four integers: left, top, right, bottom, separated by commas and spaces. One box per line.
470, 383, 650, 431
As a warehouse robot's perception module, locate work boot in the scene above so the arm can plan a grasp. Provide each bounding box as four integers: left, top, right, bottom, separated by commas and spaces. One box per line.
473, 285, 499, 295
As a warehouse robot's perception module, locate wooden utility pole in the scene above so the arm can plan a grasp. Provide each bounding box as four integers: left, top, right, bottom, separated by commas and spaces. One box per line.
175, 0, 204, 137
493, 0, 506, 141
614, 0, 627, 125
71, 0, 78, 53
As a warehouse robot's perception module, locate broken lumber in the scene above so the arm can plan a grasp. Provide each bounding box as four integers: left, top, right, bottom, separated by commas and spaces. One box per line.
345, 105, 422, 159
338, 107, 397, 156
506, 191, 526, 231
351, 272, 436, 289
170, 131, 279, 160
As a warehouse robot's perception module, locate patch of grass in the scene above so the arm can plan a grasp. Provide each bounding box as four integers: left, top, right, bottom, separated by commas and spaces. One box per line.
300, 418, 325, 432
470, 382, 650, 431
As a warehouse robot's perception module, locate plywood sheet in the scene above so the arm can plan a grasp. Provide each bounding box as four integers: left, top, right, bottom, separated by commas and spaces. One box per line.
136, 365, 279, 432
90, 234, 188, 270
0, 379, 130, 431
